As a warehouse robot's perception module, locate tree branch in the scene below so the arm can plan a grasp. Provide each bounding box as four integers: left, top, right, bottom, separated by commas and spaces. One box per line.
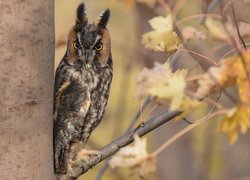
96, 97, 152, 180
57, 110, 182, 180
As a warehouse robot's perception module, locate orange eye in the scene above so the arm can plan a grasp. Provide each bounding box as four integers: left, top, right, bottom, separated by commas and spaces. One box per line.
95, 43, 103, 51
73, 41, 80, 49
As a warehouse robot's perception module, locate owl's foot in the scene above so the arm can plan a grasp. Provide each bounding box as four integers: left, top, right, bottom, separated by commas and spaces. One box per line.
68, 149, 101, 177
77, 149, 102, 165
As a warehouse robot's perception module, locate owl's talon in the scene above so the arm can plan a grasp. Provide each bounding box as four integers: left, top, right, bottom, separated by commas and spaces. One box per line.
68, 149, 101, 176
79, 149, 101, 165
68, 159, 82, 178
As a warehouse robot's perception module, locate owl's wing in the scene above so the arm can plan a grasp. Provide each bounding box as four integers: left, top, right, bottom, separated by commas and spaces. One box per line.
53, 81, 91, 174
54, 80, 91, 123
53, 80, 71, 121
53, 59, 76, 120
54, 59, 68, 101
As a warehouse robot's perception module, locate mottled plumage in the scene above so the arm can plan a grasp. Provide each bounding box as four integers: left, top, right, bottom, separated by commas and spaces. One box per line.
53, 3, 112, 175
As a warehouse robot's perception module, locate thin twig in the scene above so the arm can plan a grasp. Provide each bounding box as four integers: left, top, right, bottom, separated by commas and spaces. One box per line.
219, 1, 250, 85
142, 104, 158, 122
230, 3, 250, 84
182, 118, 193, 124
149, 109, 227, 157
231, 4, 246, 50
185, 90, 223, 109
172, 0, 219, 69
171, 0, 219, 72
221, 43, 250, 59
128, 97, 152, 130
140, 99, 144, 123
208, 70, 238, 104
176, 47, 218, 66
176, 13, 222, 26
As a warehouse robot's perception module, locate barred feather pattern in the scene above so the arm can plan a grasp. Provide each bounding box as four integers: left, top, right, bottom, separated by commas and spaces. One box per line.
53, 55, 112, 174
53, 3, 113, 175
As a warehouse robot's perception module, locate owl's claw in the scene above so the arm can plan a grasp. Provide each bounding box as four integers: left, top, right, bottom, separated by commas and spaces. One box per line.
68, 149, 101, 177
80, 149, 101, 164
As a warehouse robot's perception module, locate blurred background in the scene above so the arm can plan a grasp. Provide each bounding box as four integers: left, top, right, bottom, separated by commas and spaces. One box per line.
55, 0, 250, 180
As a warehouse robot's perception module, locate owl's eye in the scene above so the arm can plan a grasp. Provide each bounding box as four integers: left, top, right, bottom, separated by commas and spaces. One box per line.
95, 43, 103, 51
73, 41, 81, 49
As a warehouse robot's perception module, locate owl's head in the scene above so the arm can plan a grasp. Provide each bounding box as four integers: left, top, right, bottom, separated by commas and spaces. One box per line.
66, 3, 111, 68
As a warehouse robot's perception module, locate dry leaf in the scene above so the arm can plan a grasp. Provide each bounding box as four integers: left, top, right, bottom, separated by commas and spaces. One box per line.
148, 15, 173, 31
205, 17, 229, 41
135, 156, 156, 179
109, 134, 148, 168
135, 62, 195, 111
221, 105, 250, 144
196, 68, 221, 98
197, 50, 250, 104
142, 15, 181, 52
196, 50, 250, 143
109, 134, 156, 178
182, 26, 207, 40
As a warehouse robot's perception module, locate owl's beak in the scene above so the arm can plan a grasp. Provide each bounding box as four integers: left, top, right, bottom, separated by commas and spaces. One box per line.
84, 50, 93, 65
85, 51, 90, 61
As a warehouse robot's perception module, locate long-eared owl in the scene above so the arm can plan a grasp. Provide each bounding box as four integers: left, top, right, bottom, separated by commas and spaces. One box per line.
53, 3, 112, 175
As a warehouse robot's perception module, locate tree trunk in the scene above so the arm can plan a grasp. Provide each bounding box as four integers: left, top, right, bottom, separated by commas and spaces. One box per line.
0, 1, 54, 179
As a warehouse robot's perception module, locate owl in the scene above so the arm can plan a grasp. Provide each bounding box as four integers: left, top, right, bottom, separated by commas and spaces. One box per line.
53, 3, 112, 176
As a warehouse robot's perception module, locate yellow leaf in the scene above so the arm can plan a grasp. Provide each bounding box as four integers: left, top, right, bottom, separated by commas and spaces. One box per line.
197, 50, 250, 104
205, 17, 229, 41
142, 30, 180, 52
136, 62, 195, 111
179, 96, 200, 110
109, 134, 156, 178
229, 130, 238, 144
220, 105, 250, 144
148, 15, 173, 31
142, 15, 181, 52
237, 78, 250, 104
196, 72, 218, 98
135, 156, 156, 179
109, 134, 148, 168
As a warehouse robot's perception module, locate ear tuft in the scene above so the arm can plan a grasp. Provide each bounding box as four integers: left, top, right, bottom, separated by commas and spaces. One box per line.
76, 3, 88, 25
96, 9, 110, 28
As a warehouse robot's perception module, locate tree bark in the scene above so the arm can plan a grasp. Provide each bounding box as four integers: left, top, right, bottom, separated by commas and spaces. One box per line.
0, 1, 54, 179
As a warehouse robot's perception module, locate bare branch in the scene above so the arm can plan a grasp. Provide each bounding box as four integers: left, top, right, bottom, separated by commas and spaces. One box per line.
58, 110, 182, 180
84, 110, 182, 172
96, 97, 152, 180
